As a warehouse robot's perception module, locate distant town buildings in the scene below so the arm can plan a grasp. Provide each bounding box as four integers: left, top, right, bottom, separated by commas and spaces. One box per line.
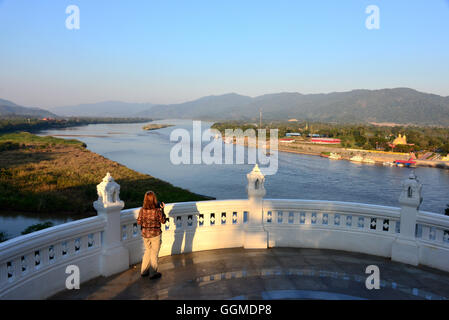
311, 138, 341, 145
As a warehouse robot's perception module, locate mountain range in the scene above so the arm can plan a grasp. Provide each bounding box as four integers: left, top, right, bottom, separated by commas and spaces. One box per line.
0, 98, 56, 118
137, 88, 449, 126
2, 88, 449, 126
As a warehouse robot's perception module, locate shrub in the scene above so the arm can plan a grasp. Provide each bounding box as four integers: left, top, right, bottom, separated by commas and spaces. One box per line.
0, 231, 8, 243
21, 222, 54, 235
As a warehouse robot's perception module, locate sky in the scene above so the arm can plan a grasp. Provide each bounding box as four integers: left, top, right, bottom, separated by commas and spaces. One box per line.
0, 0, 448, 108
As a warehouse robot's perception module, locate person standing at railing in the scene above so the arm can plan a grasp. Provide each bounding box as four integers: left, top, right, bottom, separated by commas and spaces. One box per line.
137, 191, 167, 279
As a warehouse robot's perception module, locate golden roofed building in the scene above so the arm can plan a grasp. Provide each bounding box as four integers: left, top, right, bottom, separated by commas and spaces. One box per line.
393, 134, 407, 145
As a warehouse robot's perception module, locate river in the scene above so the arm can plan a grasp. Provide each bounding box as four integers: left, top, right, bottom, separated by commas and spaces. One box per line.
2, 119, 449, 238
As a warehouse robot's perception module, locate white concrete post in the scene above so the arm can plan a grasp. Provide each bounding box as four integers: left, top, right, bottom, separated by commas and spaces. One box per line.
244, 164, 268, 249
93, 173, 130, 276
391, 171, 422, 266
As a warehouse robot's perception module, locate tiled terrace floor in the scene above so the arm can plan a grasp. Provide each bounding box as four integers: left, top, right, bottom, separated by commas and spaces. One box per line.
51, 247, 449, 300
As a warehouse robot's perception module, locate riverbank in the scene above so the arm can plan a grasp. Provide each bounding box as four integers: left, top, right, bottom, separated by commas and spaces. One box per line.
0, 132, 212, 218
226, 137, 449, 169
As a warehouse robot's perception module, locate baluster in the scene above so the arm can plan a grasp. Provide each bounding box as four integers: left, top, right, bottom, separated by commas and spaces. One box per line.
132, 223, 138, 237
375, 217, 383, 232
422, 225, 430, 241
14, 256, 21, 279
322, 213, 329, 226
52, 243, 62, 261
68, 239, 76, 256
210, 213, 216, 226
328, 213, 334, 226
299, 212, 305, 225
94, 231, 102, 248
363, 216, 371, 231
277, 211, 283, 224
288, 211, 294, 224
311, 212, 317, 225
305, 211, 311, 225
428, 227, 436, 241
41, 246, 50, 267
316, 212, 323, 225
435, 228, 444, 244
80, 234, 89, 250
127, 223, 133, 239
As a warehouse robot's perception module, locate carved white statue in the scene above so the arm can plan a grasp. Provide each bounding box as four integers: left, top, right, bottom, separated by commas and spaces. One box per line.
399, 171, 423, 209
93, 172, 125, 211
246, 164, 266, 199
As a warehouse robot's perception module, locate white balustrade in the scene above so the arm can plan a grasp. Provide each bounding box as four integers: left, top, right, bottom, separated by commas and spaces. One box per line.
0, 216, 105, 299
1, 168, 449, 300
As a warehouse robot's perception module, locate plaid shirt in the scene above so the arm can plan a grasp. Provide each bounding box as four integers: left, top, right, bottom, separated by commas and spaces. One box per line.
137, 207, 167, 238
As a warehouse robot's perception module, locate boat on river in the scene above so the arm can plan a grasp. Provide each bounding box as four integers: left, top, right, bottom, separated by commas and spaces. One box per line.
394, 159, 416, 168
362, 158, 375, 164
329, 153, 342, 160
350, 155, 364, 162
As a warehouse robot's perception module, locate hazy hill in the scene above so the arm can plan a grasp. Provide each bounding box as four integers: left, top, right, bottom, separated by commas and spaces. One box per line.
139, 93, 253, 120
15, 88, 449, 126
138, 88, 449, 126
48, 101, 155, 117
0, 99, 56, 118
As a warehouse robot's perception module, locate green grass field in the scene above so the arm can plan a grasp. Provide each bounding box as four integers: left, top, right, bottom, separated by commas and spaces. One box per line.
0, 132, 211, 218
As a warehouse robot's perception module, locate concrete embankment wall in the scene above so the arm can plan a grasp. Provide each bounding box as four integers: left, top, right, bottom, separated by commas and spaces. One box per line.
278, 143, 410, 162
415, 160, 449, 169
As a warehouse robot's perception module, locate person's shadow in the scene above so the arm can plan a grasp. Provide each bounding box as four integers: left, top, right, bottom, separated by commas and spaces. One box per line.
169, 202, 199, 255
164, 202, 200, 299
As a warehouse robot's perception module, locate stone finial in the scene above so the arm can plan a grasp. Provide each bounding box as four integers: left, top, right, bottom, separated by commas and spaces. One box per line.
399, 171, 423, 208
247, 164, 266, 199
93, 172, 125, 211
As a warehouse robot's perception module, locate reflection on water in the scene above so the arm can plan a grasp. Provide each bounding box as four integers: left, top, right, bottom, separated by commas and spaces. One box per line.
0, 215, 72, 239
4, 119, 448, 239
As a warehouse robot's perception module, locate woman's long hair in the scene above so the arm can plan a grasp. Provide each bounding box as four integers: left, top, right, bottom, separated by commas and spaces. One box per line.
142, 191, 158, 209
